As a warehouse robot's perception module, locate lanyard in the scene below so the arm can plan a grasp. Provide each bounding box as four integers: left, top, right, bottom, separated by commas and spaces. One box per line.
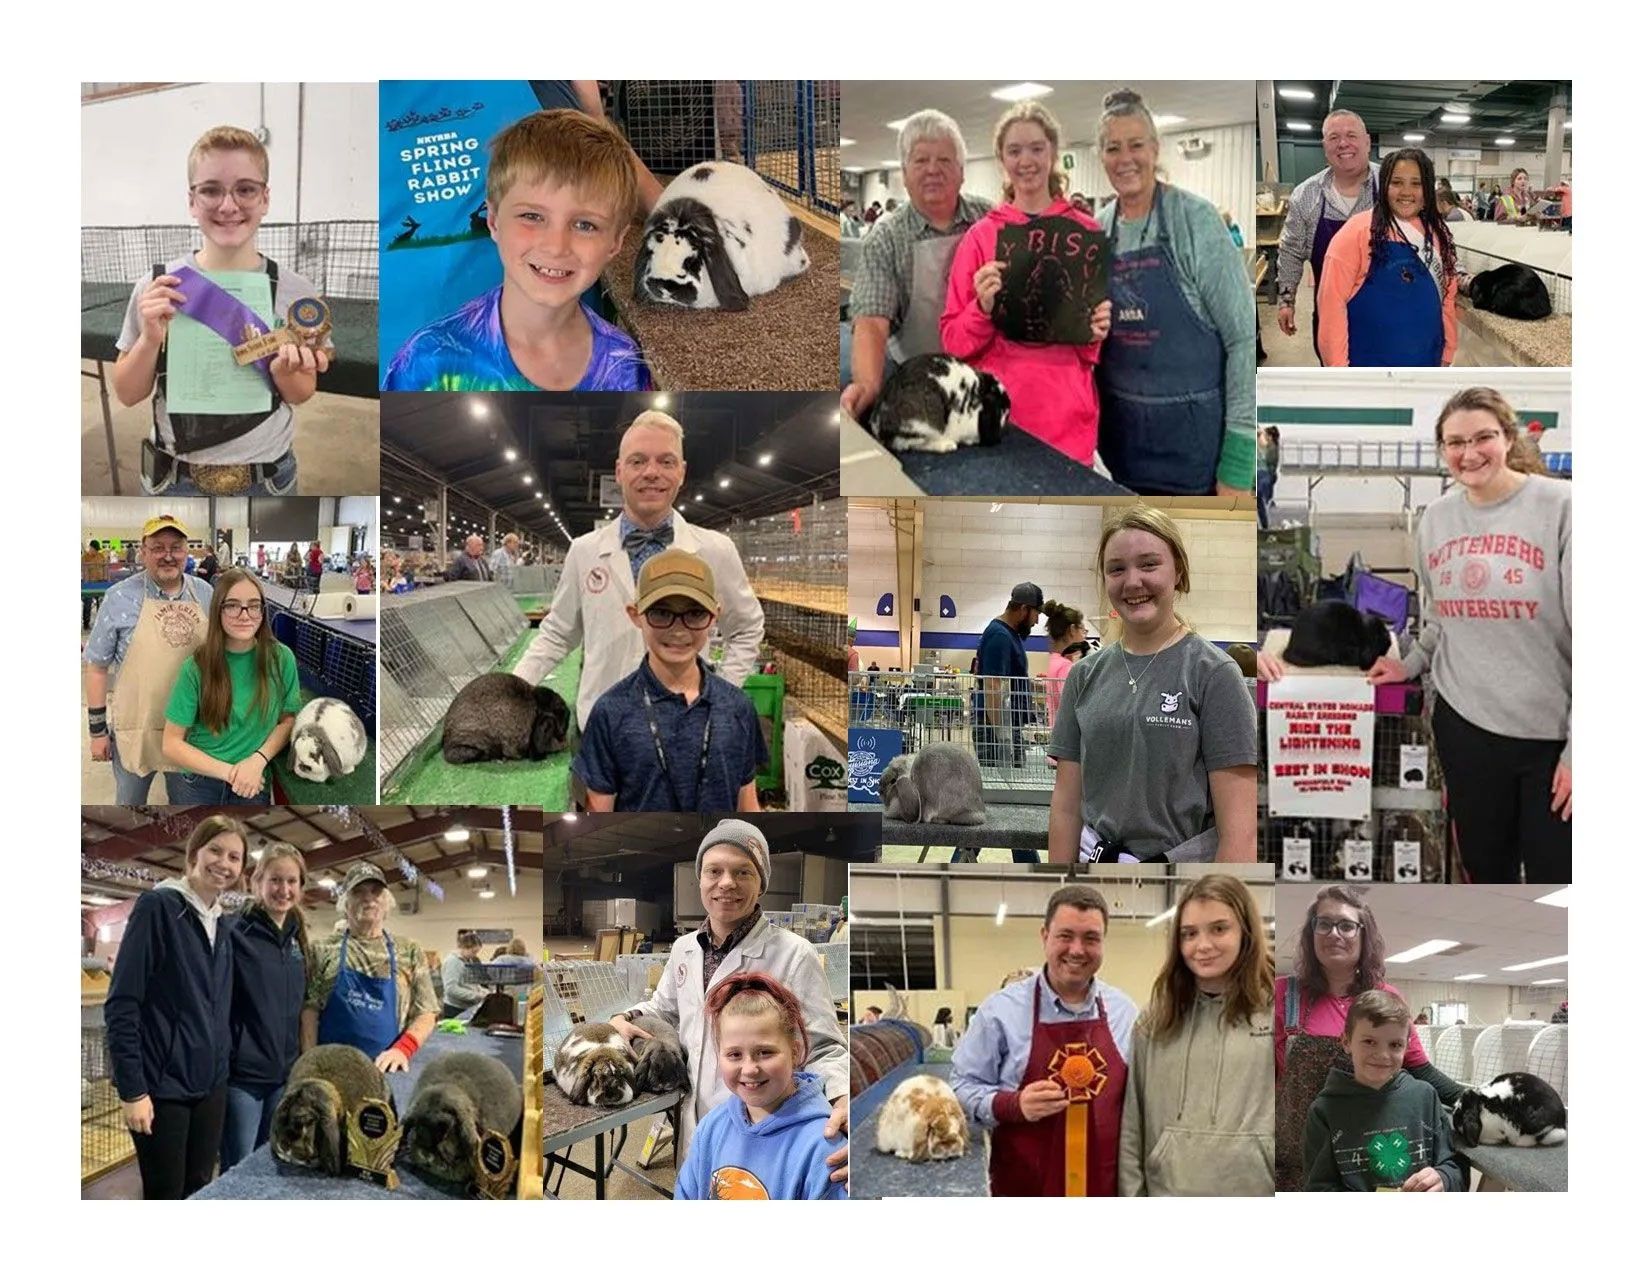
640, 671, 713, 812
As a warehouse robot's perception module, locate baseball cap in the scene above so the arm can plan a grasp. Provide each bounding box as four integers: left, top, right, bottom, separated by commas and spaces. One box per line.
1010, 581, 1044, 608
141, 514, 190, 541
340, 862, 388, 894
635, 548, 719, 613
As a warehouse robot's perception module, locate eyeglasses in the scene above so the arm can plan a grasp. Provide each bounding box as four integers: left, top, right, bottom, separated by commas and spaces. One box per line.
190, 180, 268, 206
1440, 430, 1504, 455
220, 600, 265, 619
1312, 918, 1363, 938
644, 606, 713, 630
700, 866, 758, 886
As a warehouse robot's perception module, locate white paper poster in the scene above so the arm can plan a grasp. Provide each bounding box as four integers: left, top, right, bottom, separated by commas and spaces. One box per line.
1282, 836, 1313, 881
1267, 676, 1377, 820
1393, 840, 1422, 883
1342, 838, 1374, 881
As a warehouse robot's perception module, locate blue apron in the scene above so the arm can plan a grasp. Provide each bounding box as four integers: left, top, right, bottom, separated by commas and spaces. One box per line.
1345, 232, 1445, 367
317, 931, 400, 1057
1308, 173, 1376, 364
1099, 191, 1225, 495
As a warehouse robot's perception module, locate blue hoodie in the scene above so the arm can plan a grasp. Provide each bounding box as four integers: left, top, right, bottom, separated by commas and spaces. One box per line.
226, 907, 306, 1088
674, 1071, 847, 1200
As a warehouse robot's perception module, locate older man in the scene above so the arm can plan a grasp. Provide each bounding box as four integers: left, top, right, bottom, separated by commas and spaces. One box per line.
489, 532, 522, 589
513, 410, 763, 731
841, 110, 995, 421
84, 515, 215, 802
447, 534, 493, 583
950, 884, 1138, 1197
1277, 109, 1379, 362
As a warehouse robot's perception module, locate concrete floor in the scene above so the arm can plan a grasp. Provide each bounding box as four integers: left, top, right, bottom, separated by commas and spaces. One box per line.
81, 363, 379, 496
1257, 286, 1506, 368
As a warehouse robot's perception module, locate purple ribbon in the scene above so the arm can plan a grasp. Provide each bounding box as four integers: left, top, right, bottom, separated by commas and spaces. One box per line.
172, 265, 277, 388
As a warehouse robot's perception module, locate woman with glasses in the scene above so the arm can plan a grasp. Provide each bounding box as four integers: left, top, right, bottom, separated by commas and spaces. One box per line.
574, 548, 766, 812
607, 820, 850, 1187
1274, 886, 1464, 1191
161, 567, 300, 804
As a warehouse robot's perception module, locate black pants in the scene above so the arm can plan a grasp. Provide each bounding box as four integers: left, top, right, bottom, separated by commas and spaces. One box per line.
130, 1086, 228, 1199
1433, 696, 1571, 883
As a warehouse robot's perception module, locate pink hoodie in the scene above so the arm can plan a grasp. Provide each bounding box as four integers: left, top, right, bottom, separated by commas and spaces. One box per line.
940, 198, 1104, 464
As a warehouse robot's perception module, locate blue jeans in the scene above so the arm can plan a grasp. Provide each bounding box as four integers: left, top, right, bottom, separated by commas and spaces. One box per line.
220, 1080, 284, 1170
1256, 468, 1275, 529
107, 734, 160, 804
150, 450, 299, 497
164, 770, 269, 805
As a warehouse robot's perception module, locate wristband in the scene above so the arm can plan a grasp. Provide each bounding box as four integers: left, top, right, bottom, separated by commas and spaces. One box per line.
254, 748, 270, 764
89, 707, 108, 738
389, 1031, 420, 1060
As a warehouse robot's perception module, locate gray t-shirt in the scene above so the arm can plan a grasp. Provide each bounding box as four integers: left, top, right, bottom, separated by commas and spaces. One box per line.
117, 254, 321, 464
1048, 633, 1257, 856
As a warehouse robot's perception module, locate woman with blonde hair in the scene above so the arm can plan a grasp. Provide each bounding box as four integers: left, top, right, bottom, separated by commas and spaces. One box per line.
1048, 506, 1256, 862
940, 100, 1113, 464
105, 815, 248, 1197
220, 841, 310, 1168
1120, 874, 1274, 1195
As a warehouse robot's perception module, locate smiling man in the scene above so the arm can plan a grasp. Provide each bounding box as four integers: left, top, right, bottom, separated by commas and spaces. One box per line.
950, 885, 1139, 1196
84, 515, 216, 802
513, 410, 764, 737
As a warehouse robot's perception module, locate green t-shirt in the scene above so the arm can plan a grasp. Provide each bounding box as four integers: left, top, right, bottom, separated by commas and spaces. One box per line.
166, 644, 301, 767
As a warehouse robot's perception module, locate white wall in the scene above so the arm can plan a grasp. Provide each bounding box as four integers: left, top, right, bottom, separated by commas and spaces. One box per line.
1374, 136, 1572, 191
81, 82, 377, 224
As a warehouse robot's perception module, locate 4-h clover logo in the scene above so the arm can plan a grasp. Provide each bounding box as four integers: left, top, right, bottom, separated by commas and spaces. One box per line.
1366, 1131, 1413, 1181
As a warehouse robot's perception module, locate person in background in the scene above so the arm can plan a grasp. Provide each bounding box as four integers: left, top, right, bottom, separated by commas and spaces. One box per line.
1040, 599, 1088, 727
489, 532, 522, 589
196, 543, 220, 584
1494, 167, 1536, 223
975, 581, 1043, 790
83, 539, 107, 629
440, 931, 488, 1019
447, 534, 493, 583
353, 555, 374, 593
305, 541, 324, 592
930, 1006, 958, 1048
1257, 426, 1280, 529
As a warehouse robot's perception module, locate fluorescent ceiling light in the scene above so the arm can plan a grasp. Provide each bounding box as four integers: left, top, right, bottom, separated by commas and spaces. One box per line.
1278, 88, 1315, 101
1531, 977, 1567, 986
885, 116, 912, 131
842, 138, 856, 147
757, 453, 773, 466
1404, 133, 1427, 142
503, 448, 516, 462
317, 876, 337, 889
1144, 907, 1176, 928
444, 828, 468, 842
717, 478, 731, 489
1535, 887, 1571, 908
991, 82, 1053, 103
1452, 973, 1486, 982
653, 394, 670, 409
478, 888, 495, 900
994, 902, 1007, 927
562, 813, 578, 822
1502, 954, 1568, 971
1285, 122, 1312, 132
1495, 137, 1517, 147
466, 866, 488, 879
1441, 113, 1470, 124
842, 166, 866, 174
85, 894, 117, 907
1386, 939, 1460, 964
1563, 121, 1572, 130
1155, 114, 1187, 127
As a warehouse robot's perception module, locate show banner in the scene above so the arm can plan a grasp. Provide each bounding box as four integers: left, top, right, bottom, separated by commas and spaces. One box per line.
846, 728, 905, 804
992, 216, 1110, 345
1266, 676, 1376, 820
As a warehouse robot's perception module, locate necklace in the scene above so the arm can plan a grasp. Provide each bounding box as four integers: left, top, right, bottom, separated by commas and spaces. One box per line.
1120, 625, 1183, 693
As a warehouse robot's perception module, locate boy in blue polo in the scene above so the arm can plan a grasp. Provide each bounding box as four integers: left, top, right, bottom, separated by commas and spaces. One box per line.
575, 548, 765, 813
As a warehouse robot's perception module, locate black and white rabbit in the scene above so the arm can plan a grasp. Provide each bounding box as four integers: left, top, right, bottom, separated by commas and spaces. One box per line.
864, 354, 1012, 455
631, 1013, 691, 1095
270, 1044, 393, 1174
400, 1051, 524, 1185
441, 673, 571, 765
634, 161, 809, 311
551, 1022, 637, 1107
1281, 600, 1391, 671
880, 743, 987, 825
1452, 1072, 1567, 1148
289, 697, 368, 783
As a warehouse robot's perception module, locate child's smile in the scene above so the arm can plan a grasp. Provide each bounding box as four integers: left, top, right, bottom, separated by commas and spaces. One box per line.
716, 1014, 798, 1120
492, 179, 625, 309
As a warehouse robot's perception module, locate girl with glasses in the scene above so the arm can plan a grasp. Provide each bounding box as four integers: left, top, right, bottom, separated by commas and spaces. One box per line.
162, 567, 300, 804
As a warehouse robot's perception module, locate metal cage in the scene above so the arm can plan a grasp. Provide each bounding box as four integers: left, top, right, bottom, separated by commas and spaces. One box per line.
81, 220, 379, 303
1526, 1024, 1569, 1104
82, 1011, 130, 1184
542, 960, 638, 1065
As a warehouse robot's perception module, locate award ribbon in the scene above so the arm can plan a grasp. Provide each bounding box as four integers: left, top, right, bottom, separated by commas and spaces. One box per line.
170, 266, 278, 389
1048, 1043, 1108, 1197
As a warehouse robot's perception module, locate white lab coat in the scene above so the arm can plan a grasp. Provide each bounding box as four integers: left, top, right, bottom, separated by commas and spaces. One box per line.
512, 517, 764, 729
625, 914, 848, 1153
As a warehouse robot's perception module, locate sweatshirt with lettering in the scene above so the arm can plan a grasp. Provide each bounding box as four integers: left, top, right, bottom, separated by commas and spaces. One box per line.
1401, 475, 1571, 762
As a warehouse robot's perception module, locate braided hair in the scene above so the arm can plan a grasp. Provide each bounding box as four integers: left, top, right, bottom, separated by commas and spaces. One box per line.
1369, 147, 1456, 280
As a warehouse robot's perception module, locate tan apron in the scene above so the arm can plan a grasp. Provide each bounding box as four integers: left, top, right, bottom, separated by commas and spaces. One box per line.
107, 592, 209, 776
888, 231, 966, 364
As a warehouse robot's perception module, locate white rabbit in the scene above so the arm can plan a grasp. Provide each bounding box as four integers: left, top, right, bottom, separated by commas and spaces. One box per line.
288, 698, 367, 783
634, 161, 809, 311
875, 1073, 969, 1162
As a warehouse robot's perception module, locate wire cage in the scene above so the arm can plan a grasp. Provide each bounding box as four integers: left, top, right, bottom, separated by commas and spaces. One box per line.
1456, 242, 1571, 316
818, 941, 850, 1003
606, 81, 840, 217
1526, 1024, 1568, 1104
378, 582, 528, 779
616, 953, 673, 1004
1471, 1021, 1551, 1087
541, 960, 637, 1066
82, 1014, 130, 1183
1429, 1024, 1489, 1084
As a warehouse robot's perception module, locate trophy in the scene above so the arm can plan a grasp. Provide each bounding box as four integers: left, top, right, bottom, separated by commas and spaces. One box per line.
232, 297, 332, 365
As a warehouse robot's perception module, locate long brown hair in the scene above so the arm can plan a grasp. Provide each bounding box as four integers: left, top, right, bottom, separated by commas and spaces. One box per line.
193, 567, 285, 734
249, 841, 311, 979
1292, 885, 1387, 998
1140, 874, 1273, 1038
183, 814, 250, 875
1435, 386, 1547, 475
994, 101, 1066, 201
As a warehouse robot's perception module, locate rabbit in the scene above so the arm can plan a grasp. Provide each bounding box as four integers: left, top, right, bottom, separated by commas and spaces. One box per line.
288, 697, 368, 783
633, 161, 809, 311
1452, 1072, 1567, 1148
270, 1044, 392, 1174
441, 673, 570, 764
400, 1050, 525, 1185
1468, 263, 1552, 320
863, 354, 1012, 455
880, 743, 988, 825
1281, 600, 1391, 671
630, 1013, 691, 1095
551, 1022, 637, 1107
875, 1073, 969, 1162
391, 216, 420, 246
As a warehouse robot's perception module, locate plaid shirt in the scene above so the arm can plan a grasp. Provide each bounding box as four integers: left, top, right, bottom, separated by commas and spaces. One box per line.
305, 929, 440, 1029
696, 907, 764, 991
847, 194, 996, 332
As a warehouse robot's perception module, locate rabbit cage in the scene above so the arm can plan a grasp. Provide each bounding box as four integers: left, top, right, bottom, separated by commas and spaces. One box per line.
605, 81, 840, 217
82, 1005, 130, 1185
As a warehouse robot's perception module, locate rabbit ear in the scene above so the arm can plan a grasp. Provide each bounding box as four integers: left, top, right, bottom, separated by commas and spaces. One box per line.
700, 229, 748, 311
569, 1062, 590, 1106
316, 728, 343, 778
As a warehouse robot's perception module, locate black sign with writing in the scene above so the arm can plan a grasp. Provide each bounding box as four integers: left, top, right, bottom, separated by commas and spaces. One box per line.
357, 1105, 390, 1139
993, 216, 1111, 345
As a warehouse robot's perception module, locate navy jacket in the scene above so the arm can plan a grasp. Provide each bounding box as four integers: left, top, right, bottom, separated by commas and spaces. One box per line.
104, 886, 234, 1102
227, 907, 307, 1087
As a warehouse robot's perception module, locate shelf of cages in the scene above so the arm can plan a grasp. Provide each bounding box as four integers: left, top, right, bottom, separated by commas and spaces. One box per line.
541, 960, 636, 1065
378, 582, 528, 780
615, 944, 847, 1007
850, 670, 1060, 799
82, 1016, 130, 1184
607, 81, 840, 217
1456, 244, 1571, 316
728, 498, 848, 616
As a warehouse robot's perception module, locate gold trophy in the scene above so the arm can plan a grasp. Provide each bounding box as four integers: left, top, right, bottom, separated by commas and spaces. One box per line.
232, 297, 332, 365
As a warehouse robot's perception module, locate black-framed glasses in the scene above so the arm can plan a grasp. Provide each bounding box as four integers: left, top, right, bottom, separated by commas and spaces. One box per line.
221, 600, 265, 619
190, 180, 268, 206
643, 606, 712, 631
1312, 918, 1362, 938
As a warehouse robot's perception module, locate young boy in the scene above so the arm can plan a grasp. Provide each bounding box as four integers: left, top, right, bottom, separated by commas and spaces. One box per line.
383, 109, 649, 392
574, 548, 764, 812
1303, 989, 1468, 1191
113, 126, 330, 496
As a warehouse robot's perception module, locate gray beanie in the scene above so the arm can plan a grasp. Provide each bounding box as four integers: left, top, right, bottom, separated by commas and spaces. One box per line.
696, 819, 771, 893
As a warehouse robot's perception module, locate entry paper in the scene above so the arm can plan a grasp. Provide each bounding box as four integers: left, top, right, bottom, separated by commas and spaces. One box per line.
165, 270, 276, 415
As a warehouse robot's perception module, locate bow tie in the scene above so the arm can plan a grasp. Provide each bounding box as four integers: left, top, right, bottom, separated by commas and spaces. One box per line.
622, 524, 674, 554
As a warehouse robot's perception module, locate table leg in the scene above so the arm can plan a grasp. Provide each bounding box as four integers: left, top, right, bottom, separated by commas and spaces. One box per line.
95, 361, 121, 496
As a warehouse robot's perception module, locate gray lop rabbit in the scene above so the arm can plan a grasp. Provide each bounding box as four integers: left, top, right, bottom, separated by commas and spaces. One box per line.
880, 743, 988, 825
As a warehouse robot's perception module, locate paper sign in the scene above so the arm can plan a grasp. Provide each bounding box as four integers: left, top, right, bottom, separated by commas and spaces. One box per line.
1342, 839, 1373, 881
1282, 836, 1313, 880
993, 216, 1110, 345
846, 728, 905, 804
1266, 676, 1376, 820
1399, 743, 1429, 790
165, 270, 275, 415
1393, 840, 1421, 883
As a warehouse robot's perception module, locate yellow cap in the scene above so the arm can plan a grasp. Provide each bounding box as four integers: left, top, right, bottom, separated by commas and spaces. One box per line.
141, 514, 190, 540
635, 548, 718, 613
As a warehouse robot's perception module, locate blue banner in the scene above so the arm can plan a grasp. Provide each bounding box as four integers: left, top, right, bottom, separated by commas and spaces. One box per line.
847, 728, 905, 805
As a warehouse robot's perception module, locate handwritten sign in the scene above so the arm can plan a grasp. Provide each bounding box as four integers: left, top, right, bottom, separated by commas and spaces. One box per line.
1266, 676, 1376, 820
993, 216, 1110, 345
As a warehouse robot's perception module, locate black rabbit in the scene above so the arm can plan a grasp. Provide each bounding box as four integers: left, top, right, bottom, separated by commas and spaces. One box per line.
441, 673, 570, 764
